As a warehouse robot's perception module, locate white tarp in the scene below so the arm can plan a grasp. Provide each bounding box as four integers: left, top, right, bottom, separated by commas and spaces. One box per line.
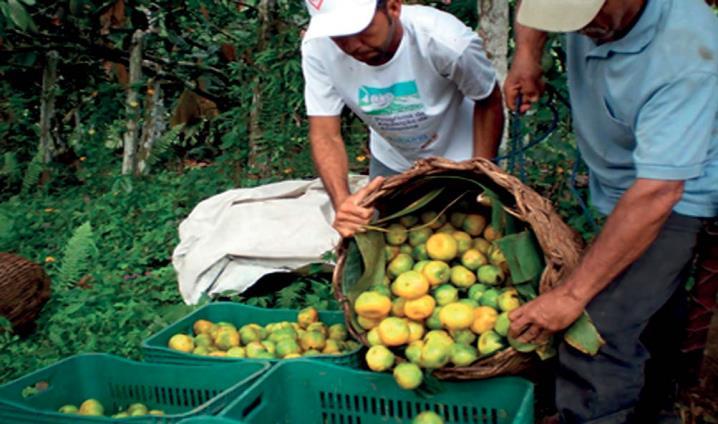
173, 175, 369, 304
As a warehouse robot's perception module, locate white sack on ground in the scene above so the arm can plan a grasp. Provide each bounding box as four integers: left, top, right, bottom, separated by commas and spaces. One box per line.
173, 175, 369, 304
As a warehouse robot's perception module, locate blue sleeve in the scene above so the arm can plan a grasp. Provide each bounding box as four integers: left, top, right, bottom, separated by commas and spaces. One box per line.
634, 72, 718, 180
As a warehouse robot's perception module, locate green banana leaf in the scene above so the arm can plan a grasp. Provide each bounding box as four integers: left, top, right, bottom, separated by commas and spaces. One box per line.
495, 230, 544, 285
375, 188, 444, 224
564, 311, 606, 356
345, 231, 387, 303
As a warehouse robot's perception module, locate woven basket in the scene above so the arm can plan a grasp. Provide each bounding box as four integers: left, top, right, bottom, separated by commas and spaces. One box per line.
0, 252, 51, 335
332, 157, 584, 380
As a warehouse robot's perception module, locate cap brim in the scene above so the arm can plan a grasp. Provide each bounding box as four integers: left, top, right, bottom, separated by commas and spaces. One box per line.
517, 0, 605, 32
304, 4, 376, 40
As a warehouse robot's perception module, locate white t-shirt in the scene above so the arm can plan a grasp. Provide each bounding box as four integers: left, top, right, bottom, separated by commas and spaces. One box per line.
302, 5, 497, 172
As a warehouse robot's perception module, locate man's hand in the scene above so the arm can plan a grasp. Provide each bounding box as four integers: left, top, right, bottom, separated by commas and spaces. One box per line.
508, 284, 586, 344
333, 177, 385, 238
504, 51, 545, 113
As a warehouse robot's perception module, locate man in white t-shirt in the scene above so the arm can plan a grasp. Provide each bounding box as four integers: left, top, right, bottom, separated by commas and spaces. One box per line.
302, 0, 504, 237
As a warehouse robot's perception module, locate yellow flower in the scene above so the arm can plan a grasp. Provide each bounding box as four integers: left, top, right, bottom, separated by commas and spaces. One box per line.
45, 256, 56, 263
283, 167, 294, 174
356, 155, 367, 162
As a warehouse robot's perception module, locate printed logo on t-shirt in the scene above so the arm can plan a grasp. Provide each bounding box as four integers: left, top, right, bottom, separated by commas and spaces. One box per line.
357, 81, 435, 146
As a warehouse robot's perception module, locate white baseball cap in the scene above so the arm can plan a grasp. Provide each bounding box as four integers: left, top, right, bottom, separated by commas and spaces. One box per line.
517, 0, 606, 32
303, 0, 378, 40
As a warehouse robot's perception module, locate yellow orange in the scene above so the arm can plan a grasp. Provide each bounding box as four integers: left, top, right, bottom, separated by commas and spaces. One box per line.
392, 271, 430, 300
404, 295, 436, 321
377, 317, 410, 347
439, 302, 475, 331
354, 291, 392, 319
471, 306, 498, 334
426, 233, 458, 261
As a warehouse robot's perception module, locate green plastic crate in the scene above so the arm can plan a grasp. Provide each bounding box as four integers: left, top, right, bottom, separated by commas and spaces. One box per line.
219, 360, 534, 424
141, 302, 361, 367
0, 353, 269, 423
177, 418, 240, 424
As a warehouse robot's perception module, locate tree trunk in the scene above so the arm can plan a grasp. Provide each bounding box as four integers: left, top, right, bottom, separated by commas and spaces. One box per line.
247, 0, 275, 177
122, 29, 144, 175
39, 51, 59, 164
477, 0, 510, 149
136, 79, 166, 175
477, 0, 509, 85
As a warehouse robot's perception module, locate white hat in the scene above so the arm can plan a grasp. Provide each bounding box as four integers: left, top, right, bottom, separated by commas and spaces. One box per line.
303, 0, 378, 40
517, 0, 606, 32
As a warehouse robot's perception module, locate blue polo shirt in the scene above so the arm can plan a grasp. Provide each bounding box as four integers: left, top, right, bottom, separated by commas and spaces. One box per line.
566, 0, 718, 218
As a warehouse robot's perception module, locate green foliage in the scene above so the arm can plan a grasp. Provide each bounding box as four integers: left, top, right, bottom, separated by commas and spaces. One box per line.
57, 221, 97, 288
229, 274, 339, 312
20, 150, 43, 195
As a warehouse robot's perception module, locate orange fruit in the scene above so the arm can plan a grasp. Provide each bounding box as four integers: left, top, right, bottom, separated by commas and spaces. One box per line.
426, 233, 458, 261
450, 212, 467, 228
404, 294, 436, 321
497, 288, 521, 312
451, 231, 472, 253
422, 261, 451, 286
168, 334, 195, 353
483, 225, 502, 242
386, 223, 408, 245
393, 363, 423, 390
407, 320, 425, 342
439, 302, 475, 331
357, 315, 382, 330
420, 211, 446, 229
366, 345, 395, 371
354, 291, 392, 319
297, 306, 318, 329
377, 317, 410, 346
433, 284, 459, 306
392, 297, 407, 317
408, 227, 433, 246
388, 253, 415, 278
392, 271, 430, 300
472, 237, 491, 254
450, 265, 476, 288
470, 306, 498, 334
461, 249, 488, 271
462, 214, 487, 236
193, 319, 215, 336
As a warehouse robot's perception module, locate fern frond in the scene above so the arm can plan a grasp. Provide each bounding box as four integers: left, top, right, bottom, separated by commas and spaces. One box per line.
21, 150, 44, 194
146, 123, 185, 166
277, 281, 304, 309
58, 222, 98, 288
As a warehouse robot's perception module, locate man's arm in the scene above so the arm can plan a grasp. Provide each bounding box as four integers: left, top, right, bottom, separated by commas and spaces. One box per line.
309, 116, 384, 238
472, 83, 504, 159
309, 116, 350, 209
509, 178, 685, 343
503, 0, 548, 112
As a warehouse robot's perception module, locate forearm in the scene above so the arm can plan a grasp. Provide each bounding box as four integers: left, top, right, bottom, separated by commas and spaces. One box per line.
562, 179, 684, 304
472, 84, 504, 159
310, 132, 350, 210
513, 1, 548, 60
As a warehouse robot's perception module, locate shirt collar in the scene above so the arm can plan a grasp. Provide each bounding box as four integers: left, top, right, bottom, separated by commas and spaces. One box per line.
585, 0, 668, 59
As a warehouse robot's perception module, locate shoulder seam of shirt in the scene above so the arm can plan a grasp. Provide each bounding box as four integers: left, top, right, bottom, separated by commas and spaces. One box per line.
405, 5, 474, 59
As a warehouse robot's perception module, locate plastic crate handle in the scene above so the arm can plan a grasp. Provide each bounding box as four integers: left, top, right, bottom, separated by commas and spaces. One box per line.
237, 388, 265, 420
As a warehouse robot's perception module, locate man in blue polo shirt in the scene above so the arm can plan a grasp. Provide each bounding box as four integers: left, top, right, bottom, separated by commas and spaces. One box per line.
503, 0, 717, 422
